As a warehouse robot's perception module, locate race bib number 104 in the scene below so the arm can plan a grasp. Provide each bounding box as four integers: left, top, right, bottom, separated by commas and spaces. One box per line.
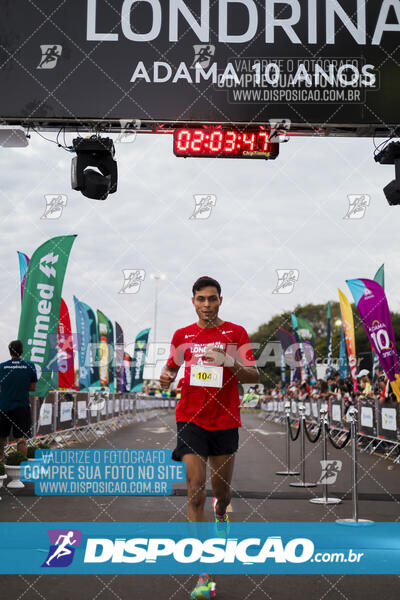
190, 365, 223, 388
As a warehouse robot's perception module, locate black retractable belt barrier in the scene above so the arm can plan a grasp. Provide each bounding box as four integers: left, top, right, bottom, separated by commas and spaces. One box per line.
276, 401, 300, 476
337, 407, 373, 524
290, 403, 317, 488
310, 406, 341, 505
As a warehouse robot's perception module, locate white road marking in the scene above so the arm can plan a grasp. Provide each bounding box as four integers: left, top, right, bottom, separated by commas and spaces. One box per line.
248, 429, 285, 436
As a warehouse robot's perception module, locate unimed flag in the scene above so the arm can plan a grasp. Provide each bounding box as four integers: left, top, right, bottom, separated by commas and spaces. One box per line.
17, 235, 77, 397
131, 328, 150, 392
338, 289, 357, 392
347, 278, 400, 402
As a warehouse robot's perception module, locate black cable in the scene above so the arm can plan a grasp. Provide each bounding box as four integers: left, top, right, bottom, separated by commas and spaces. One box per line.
325, 423, 351, 450
287, 416, 301, 441
31, 126, 72, 152
304, 420, 322, 444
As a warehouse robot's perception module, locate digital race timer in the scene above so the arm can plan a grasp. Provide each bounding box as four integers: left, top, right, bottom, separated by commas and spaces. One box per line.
173, 128, 279, 160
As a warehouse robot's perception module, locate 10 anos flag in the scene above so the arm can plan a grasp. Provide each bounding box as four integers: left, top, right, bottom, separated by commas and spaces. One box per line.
347, 277, 400, 402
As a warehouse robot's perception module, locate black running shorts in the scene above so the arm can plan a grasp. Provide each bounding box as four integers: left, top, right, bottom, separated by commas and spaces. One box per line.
172, 421, 239, 461
0, 406, 32, 439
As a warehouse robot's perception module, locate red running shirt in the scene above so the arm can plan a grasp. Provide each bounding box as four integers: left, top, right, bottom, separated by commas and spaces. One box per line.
166, 321, 256, 430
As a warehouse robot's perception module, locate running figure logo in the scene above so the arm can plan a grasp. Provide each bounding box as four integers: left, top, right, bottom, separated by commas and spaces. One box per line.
344, 194, 370, 219
318, 460, 342, 485
115, 119, 141, 144
41, 194, 67, 219
119, 269, 145, 294
268, 119, 291, 143
190, 195, 217, 220
42, 529, 82, 567
37, 45, 62, 69
272, 269, 299, 294
191, 45, 215, 69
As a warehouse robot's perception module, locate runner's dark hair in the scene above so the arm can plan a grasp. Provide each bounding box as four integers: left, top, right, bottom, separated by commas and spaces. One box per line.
192, 276, 221, 297
9, 340, 23, 357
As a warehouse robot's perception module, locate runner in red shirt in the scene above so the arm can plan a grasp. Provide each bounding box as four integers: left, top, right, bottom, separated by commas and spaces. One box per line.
160, 276, 259, 600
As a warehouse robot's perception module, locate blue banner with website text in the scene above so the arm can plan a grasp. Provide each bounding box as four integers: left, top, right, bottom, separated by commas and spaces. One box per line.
0, 523, 399, 574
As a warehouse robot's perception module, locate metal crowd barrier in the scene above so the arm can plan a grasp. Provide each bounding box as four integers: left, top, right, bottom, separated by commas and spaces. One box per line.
6, 392, 175, 453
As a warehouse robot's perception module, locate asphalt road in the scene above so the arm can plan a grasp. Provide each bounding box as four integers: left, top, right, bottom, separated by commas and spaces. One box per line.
0, 410, 398, 599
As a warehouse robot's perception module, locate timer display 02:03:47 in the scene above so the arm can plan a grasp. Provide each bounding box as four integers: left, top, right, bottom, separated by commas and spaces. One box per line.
173, 128, 279, 159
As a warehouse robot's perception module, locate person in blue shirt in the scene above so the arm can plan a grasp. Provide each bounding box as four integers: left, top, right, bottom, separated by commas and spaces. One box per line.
0, 340, 37, 460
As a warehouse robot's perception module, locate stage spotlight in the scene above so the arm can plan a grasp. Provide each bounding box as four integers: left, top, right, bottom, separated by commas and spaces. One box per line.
375, 141, 400, 206
71, 136, 117, 200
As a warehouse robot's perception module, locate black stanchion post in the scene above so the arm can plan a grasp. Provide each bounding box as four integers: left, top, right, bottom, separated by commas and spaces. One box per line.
276, 400, 299, 476
310, 406, 341, 505
290, 403, 316, 488
337, 406, 372, 523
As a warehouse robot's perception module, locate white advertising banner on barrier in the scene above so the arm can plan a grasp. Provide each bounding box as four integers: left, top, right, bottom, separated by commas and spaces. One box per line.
60, 401, 73, 423
39, 403, 52, 427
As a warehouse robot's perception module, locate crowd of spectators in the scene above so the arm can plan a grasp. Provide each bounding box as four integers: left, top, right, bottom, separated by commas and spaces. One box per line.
261, 368, 398, 409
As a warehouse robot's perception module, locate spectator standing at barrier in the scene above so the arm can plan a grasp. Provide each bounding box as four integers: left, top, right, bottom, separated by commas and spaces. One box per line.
160, 276, 259, 600
327, 372, 340, 393
358, 369, 372, 397
0, 340, 37, 460
319, 379, 330, 401
299, 382, 309, 402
